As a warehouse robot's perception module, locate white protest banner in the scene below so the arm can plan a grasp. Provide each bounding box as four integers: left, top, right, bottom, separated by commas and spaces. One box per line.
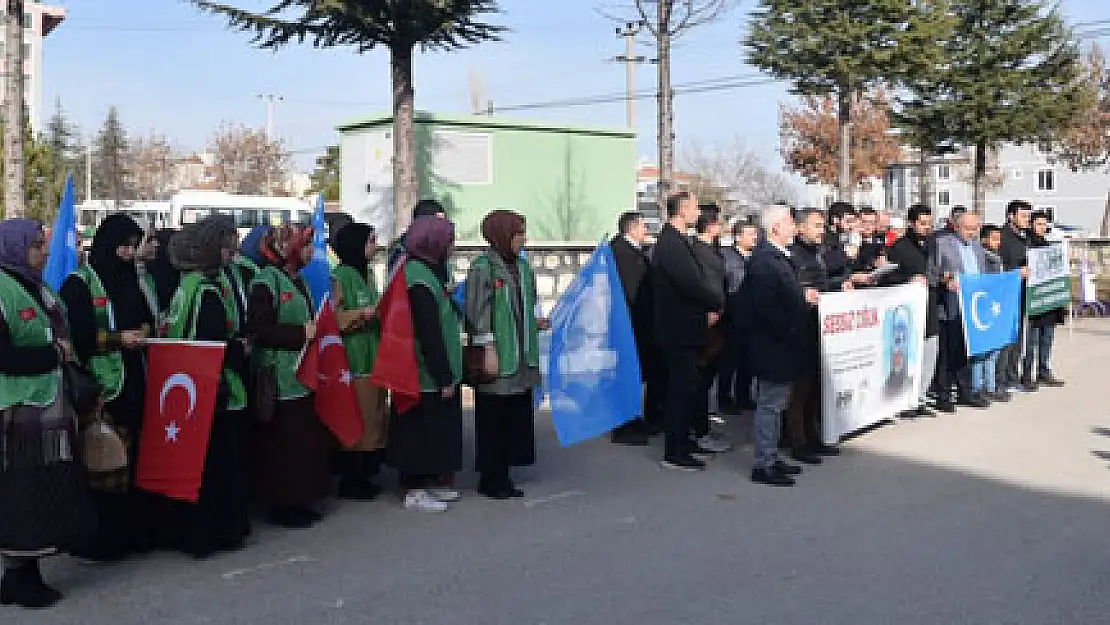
819, 283, 928, 444
1026, 242, 1071, 316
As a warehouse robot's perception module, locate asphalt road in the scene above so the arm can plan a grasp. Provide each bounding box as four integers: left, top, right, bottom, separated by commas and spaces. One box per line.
18, 320, 1110, 624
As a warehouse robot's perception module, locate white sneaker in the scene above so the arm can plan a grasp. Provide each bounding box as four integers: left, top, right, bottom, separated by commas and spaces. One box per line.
696, 434, 733, 453
403, 490, 448, 513
429, 488, 460, 503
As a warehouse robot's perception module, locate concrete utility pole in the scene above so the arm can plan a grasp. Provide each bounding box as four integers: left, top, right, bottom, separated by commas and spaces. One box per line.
656, 1, 674, 220
4, 0, 26, 218
257, 93, 282, 139
614, 21, 649, 129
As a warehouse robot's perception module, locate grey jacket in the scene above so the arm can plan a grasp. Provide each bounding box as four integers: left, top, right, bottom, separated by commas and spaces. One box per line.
929, 234, 988, 321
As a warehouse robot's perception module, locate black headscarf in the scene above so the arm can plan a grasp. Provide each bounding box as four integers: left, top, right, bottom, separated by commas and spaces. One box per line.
90, 214, 154, 330
147, 228, 180, 309
332, 223, 375, 279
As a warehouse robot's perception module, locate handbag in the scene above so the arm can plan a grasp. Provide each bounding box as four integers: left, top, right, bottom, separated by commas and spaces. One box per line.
81, 418, 129, 474
251, 364, 277, 424
62, 362, 101, 416
462, 345, 495, 387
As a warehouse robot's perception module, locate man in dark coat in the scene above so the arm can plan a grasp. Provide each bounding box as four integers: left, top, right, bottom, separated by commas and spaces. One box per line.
609, 211, 657, 446
997, 200, 1032, 391
1023, 211, 1066, 388
689, 205, 731, 454
744, 205, 815, 487
880, 204, 944, 415
651, 192, 724, 471
718, 220, 758, 411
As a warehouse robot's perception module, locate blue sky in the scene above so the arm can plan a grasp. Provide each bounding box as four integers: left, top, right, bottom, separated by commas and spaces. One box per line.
43, 0, 1110, 174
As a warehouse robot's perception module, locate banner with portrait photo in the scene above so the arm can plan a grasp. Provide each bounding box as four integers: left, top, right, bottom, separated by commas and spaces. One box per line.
819, 284, 928, 444
1026, 242, 1071, 316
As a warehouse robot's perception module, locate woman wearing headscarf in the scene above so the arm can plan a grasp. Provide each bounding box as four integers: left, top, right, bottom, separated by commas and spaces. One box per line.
245, 224, 333, 528
464, 210, 547, 499
60, 213, 155, 560
142, 228, 181, 315
385, 215, 464, 513
0, 219, 95, 609
330, 223, 387, 500
148, 217, 251, 557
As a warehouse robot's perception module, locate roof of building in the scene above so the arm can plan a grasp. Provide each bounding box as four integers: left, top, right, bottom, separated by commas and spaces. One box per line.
337, 111, 635, 138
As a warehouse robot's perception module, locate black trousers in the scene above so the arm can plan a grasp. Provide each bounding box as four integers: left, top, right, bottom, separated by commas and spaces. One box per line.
642, 346, 666, 430
661, 347, 701, 457
936, 320, 969, 401
474, 391, 536, 487
694, 353, 723, 437
997, 320, 1024, 387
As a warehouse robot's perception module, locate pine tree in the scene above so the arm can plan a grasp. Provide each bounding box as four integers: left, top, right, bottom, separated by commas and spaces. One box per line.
45, 99, 83, 201
745, 0, 939, 201
310, 145, 340, 202
0, 119, 60, 221
92, 106, 133, 206
897, 0, 1083, 215
190, 0, 504, 238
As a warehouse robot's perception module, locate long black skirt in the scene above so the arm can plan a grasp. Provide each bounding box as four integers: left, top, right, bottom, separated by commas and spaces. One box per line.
0, 462, 96, 556
474, 390, 536, 474
385, 389, 463, 477
251, 396, 333, 509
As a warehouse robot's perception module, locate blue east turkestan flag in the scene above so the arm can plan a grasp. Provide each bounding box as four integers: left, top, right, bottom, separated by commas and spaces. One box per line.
958, 270, 1022, 357
547, 241, 641, 446
43, 174, 77, 291
300, 194, 332, 311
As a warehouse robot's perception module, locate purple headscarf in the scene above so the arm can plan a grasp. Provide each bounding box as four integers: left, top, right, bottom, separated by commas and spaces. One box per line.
404, 216, 454, 265
0, 218, 44, 285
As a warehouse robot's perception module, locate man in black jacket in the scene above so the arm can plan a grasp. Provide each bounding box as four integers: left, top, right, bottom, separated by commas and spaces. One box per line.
651, 192, 724, 471
690, 205, 731, 454
718, 220, 758, 411
744, 205, 816, 487
997, 200, 1032, 392
609, 212, 657, 446
880, 204, 943, 416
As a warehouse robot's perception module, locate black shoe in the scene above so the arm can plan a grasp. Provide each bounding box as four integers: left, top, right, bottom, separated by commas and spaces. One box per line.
267, 506, 316, 529
790, 450, 823, 465
660, 454, 707, 472
935, 399, 956, 413
811, 444, 841, 457
1038, 374, 1065, 388
1021, 378, 1039, 393
751, 466, 795, 486
0, 562, 61, 609
991, 390, 1012, 402
773, 460, 803, 475
641, 421, 663, 436
477, 484, 515, 500
960, 394, 990, 409
915, 405, 936, 418
897, 409, 918, 420
337, 476, 384, 501
610, 430, 650, 446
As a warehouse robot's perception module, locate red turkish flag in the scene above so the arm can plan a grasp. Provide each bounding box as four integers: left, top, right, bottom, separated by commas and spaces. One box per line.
135, 340, 226, 503
369, 265, 421, 414
295, 297, 363, 447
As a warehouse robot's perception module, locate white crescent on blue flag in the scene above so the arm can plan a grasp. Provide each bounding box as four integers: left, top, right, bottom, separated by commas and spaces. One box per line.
546, 241, 641, 446
43, 173, 77, 292
300, 194, 332, 311
957, 270, 1022, 357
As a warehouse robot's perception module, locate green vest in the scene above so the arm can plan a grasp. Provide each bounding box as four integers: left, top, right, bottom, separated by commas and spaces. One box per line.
404, 260, 462, 392
165, 272, 247, 411
251, 265, 311, 400
473, 254, 540, 376
333, 264, 381, 376
73, 265, 125, 403
0, 271, 59, 410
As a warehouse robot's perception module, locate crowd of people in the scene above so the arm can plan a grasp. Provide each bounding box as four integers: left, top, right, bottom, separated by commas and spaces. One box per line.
0, 193, 1069, 610
606, 195, 1066, 487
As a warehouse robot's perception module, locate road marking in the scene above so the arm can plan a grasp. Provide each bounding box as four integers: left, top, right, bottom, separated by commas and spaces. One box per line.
522, 489, 585, 508
221, 555, 314, 580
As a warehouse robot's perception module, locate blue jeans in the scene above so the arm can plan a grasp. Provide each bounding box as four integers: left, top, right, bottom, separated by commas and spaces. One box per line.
752, 379, 793, 470
970, 350, 999, 395
1023, 324, 1056, 380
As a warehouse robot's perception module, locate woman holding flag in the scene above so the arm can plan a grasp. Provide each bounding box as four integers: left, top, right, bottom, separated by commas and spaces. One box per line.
330, 223, 388, 500
245, 226, 333, 529
0, 219, 95, 609
464, 211, 545, 500
382, 215, 464, 513
153, 217, 252, 557
61, 214, 155, 561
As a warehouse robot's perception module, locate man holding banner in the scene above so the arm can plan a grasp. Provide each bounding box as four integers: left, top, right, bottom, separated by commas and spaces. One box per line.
1022, 212, 1067, 388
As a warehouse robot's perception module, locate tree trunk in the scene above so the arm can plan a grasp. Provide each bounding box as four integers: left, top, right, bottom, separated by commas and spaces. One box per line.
391, 42, 417, 241
1099, 187, 1110, 237
4, 0, 26, 219
656, 0, 674, 219
836, 88, 852, 203
972, 139, 987, 217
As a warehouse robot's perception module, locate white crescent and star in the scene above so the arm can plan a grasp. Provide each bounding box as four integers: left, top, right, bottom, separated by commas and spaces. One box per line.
316, 334, 352, 386
969, 291, 1000, 332
159, 373, 198, 419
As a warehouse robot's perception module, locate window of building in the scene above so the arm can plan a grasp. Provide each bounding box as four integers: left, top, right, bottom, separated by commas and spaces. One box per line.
936, 164, 951, 181
937, 190, 951, 206
1037, 169, 1055, 192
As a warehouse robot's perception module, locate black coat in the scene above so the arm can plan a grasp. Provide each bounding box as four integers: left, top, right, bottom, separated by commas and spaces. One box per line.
651, 224, 723, 349
880, 234, 941, 337
611, 235, 655, 376
720, 246, 747, 294
691, 237, 726, 311
742, 241, 811, 383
